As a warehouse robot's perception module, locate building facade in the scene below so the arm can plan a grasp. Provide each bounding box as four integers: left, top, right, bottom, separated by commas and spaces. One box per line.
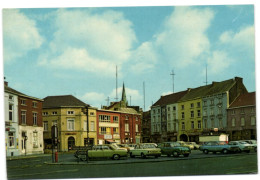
42, 95, 97, 152
141, 110, 151, 143
4, 81, 44, 156
227, 92, 256, 140
96, 109, 121, 144
4, 82, 20, 156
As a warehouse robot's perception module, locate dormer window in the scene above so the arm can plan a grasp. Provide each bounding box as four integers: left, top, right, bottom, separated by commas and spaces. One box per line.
67, 111, 75, 115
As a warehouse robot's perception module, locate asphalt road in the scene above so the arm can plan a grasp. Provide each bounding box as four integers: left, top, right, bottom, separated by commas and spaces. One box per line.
6, 150, 258, 179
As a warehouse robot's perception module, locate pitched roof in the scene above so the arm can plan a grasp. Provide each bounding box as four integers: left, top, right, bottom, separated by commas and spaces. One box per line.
229, 92, 256, 108
43, 95, 88, 108
4, 84, 43, 101
119, 107, 140, 114
178, 78, 237, 102
152, 90, 189, 106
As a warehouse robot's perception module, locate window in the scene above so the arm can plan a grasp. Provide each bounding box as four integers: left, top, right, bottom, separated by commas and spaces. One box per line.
158, 109, 160, 113
168, 107, 170, 111
113, 116, 119, 123
218, 107, 222, 114
9, 104, 13, 121
181, 122, 185, 130
197, 102, 201, 108
33, 131, 38, 148
232, 118, 236, 127
135, 117, 139, 121
125, 123, 129, 132
240, 108, 245, 114
168, 114, 171, 120
173, 106, 176, 111
90, 112, 95, 116
32, 102, 37, 108
112, 127, 118, 134
251, 116, 256, 125
251, 107, 255, 113
204, 119, 207, 128
67, 111, 74, 115
210, 99, 214, 105
52, 111, 57, 115
90, 121, 95, 131
33, 113, 37, 125
211, 118, 214, 128
191, 111, 194, 118
198, 121, 201, 129
241, 117, 245, 126
44, 121, 48, 131
219, 118, 223, 128
203, 109, 207, 116
99, 115, 111, 122
84, 121, 87, 131
125, 115, 129, 120
218, 98, 222, 104
190, 103, 194, 108
43, 112, 48, 116
231, 110, 235, 115
173, 122, 177, 131
136, 124, 139, 132
52, 120, 57, 126
9, 95, 14, 101
191, 121, 194, 129
21, 111, 26, 124
210, 108, 214, 115
21, 99, 26, 105
203, 100, 207, 106
100, 127, 107, 134
8, 132, 15, 147
181, 105, 184, 110
67, 119, 75, 131
181, 112, 185, 119
197, 110, 201, 117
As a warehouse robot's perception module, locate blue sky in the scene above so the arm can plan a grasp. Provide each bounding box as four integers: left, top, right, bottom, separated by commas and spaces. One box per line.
2, 3, 256, 111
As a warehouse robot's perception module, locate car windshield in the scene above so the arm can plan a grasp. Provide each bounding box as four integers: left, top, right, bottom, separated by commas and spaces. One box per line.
142, 144, 156, 149
170, 142, 181, 147
239, 141, 248, 144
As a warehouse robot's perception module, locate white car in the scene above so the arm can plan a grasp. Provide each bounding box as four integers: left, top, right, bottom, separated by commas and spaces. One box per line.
129, 143, 161, 158
241, 140, 257, 152
228, 141, 254, 153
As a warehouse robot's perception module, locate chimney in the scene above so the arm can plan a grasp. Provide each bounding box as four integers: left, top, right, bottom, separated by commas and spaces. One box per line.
4, 81, 8, 86
234, 77, 243, 83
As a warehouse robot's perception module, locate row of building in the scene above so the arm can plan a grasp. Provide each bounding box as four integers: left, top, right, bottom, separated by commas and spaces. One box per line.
143, 77, 256, 143
4, 76, 257, 156
5, 81, 141, 156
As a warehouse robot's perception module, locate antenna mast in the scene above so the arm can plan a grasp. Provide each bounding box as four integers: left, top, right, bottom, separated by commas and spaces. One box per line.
143, 81, 145, 111
204, 65, 208, 85
170, 69, 175, 93
115, 65, 118, 101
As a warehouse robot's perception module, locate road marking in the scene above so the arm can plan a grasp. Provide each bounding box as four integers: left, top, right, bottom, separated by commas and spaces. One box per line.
8, 169, 79, 178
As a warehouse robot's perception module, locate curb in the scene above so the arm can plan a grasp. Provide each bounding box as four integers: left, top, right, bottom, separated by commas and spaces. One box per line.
7, 154, 51, 161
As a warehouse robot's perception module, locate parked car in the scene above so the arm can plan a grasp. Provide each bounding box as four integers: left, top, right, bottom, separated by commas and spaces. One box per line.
74, 144, 128, 161
229, 141, 254, 153
127, 144, 137, 150
243, 140, 257, 152
199, 141, 240, 154
129, 143, 161, 158
188, 142, 200, 150
158, 142, 191, 157
116, 144, 130, 152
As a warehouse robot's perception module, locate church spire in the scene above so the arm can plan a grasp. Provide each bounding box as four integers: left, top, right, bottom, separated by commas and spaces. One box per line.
121, 82, 128, 106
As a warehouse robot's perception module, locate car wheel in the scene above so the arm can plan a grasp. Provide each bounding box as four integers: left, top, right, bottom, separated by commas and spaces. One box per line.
183, 154, 189, 157
222, 149, 228, 154
113, 154, 120, 160
130, 152, 135, 158
172, 151, 179, 157
203, 149, 209, 154
141, 153, 146, 159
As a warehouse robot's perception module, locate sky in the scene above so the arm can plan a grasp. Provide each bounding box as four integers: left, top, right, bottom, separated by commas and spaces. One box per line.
1, 2, 257, 112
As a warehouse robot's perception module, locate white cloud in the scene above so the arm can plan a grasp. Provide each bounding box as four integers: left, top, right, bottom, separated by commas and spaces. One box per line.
207, 50, 232, 74
38, 9, 136, 76
81, 92, 106, 108
3, 9, 44, 62
219, 25, 255, 57
130, 6, 215, 72
161, 91, 172, 96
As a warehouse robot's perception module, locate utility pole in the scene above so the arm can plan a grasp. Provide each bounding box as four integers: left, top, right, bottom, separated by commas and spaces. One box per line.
115, 65, 118, 101
170, 69, 175, 93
